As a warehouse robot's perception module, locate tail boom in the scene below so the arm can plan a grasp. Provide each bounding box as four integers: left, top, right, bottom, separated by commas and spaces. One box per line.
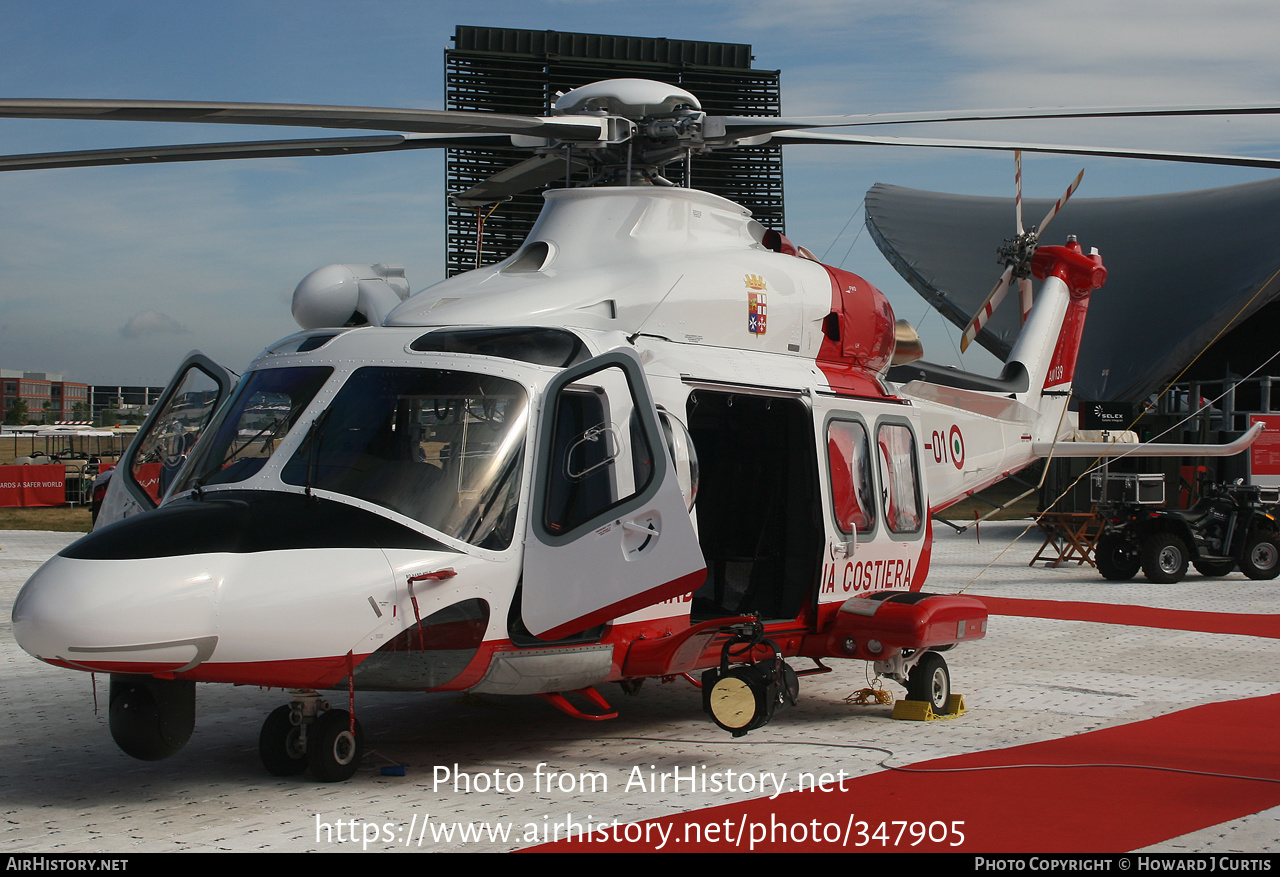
904, 238, 1107, 512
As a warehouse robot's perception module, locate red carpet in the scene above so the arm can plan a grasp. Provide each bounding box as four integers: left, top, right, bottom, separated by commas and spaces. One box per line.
531, 693, 1280, 852
978, 595, 1280, 639
530, 598, 1280, 852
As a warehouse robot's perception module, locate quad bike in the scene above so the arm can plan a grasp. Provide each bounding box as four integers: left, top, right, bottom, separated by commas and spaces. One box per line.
1095, 480, 1280, 583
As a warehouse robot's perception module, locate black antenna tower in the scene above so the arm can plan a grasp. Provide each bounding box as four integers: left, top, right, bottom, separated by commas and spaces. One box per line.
445, 25, 783, 276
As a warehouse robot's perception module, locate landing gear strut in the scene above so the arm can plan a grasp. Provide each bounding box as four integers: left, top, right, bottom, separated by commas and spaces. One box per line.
258, 691, 363, 782
877, 649, 952, 713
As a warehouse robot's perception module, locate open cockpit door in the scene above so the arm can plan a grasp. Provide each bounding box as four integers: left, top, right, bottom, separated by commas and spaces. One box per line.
97, 351, 232, 526
522, 349, 706, 639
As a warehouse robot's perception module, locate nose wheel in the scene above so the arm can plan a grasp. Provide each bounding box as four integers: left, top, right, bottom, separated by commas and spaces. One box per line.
258, 693, 364, 782
308, 709, 364, 783
259, 705, 308, 776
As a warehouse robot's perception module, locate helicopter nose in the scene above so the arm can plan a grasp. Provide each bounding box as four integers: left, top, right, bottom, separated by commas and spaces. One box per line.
12, 553, 220, 674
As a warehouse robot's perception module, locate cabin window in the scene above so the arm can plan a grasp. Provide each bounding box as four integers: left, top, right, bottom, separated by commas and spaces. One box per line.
827, 419, 875, 535
877, 422, 922, 534
658, 410, 698, 512
281, 367, 528, 550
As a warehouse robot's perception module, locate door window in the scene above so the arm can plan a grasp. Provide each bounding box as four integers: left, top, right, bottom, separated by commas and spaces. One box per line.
127, 360, 227, 506
543, 363, 653, 536
827, 419, 876, 535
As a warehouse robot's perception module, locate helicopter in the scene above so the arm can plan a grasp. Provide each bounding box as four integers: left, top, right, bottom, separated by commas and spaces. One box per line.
7, 78, 1274, 782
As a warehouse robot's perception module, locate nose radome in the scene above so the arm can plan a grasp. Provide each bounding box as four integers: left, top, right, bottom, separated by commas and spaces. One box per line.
12, 553, 220, 673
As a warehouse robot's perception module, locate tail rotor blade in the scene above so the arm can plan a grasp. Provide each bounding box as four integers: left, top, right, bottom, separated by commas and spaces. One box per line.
961, 265, 1014, 353
1015, 150, 1024, 235
1036, 168, 1084, 235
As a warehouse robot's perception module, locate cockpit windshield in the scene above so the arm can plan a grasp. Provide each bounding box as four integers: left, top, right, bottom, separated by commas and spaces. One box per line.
174, 366, 333, 492
280, 367, 528, 551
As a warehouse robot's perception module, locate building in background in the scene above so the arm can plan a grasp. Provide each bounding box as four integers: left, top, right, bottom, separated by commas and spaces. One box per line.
89, 384, 166, 426
1, 370, 90, 424
1, 370, 162, 426
444, 25, 784, 276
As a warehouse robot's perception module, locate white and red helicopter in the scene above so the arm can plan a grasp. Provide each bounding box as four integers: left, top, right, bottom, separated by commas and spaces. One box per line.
6, 79, 1274, 781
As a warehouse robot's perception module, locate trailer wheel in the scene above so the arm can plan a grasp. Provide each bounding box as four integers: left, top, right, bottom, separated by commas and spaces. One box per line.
905, 652, 950, 714
1141, 533, 1189, 584
1192, 559, 1234, 577
1096, 534, 1140, 581
1240, 531, 1280, 580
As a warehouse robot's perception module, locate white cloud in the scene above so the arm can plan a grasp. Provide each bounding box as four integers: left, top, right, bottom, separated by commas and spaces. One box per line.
119, 310, 188, 338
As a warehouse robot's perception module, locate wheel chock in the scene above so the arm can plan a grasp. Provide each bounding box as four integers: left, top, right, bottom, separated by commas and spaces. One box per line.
892, 700, 935, 721
892, 694, 967, 721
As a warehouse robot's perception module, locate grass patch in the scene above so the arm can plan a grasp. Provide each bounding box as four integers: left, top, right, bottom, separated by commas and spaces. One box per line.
0, 506, 92, 532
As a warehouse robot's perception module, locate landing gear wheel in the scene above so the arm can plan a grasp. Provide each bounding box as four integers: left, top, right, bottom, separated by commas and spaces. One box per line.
1096, 534, 1141, 581
1192, 559, 1235, 577
1240, 531, 1280, 580
905, 652, 950, 714
308, 710, 363, 782
108, 675, 195, 761
1141, 533, 1188, 583
259, 705, 308, 776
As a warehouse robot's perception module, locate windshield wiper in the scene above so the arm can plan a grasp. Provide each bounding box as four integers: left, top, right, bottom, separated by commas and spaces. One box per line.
302, 407, 333, 499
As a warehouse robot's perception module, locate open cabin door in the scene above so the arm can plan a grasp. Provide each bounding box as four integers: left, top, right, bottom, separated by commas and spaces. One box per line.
522, 349, 706, 640
97, 351, 232, 527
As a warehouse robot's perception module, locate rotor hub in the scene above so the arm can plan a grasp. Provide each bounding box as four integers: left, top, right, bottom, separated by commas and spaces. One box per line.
553, 79, 701, 118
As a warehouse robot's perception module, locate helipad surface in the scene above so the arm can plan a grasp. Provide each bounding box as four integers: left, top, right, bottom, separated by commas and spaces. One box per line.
2, 522, 1277, 853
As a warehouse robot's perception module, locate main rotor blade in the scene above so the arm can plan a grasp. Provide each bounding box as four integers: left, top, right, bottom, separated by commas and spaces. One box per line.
0, 98, 609, 141
450, 152, 594, 206
723, 101, 1280, 138
961, 265, 1014, 353
766, 130, 1280, 169
0, 133, 509, 172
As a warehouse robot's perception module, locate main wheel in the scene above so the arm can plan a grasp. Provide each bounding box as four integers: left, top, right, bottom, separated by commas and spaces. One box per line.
905, 652, 950, 714
1192, 559, 1235, 577
1095, 534, 1141, 581
259, 705, 308, 776
1141, 533, 1189, 583
308, 710, 363, 782
1240, 531, 1280, 580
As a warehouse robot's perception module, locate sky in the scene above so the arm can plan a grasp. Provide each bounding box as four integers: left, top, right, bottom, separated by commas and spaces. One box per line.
2, 0, 1280, 384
